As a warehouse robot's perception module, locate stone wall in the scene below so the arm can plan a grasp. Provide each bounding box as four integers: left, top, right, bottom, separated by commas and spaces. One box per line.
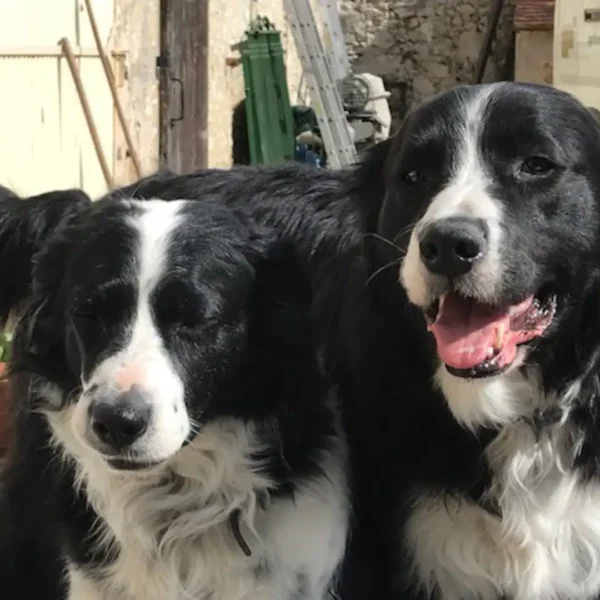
340, 0, 516, 124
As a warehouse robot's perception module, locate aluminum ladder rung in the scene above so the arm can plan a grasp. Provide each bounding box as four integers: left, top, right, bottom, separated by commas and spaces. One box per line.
283, 0, 357, 169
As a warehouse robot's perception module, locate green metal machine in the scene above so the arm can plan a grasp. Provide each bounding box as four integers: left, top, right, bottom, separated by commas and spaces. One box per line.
240, 16, 296, 165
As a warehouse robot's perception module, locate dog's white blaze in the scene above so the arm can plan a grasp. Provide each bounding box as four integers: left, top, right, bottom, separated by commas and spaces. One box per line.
71, 200, 190, 462
400, 84, 504, 310
399, 84, 515, 429
406, 402, 600, 600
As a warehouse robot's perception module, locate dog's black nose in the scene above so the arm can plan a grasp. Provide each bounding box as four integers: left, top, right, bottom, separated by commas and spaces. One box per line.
419, 217, 487, 278
88, 388, 151, 451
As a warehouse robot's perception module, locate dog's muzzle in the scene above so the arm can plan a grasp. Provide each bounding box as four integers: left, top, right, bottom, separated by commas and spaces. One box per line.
418, 216, 488, 279
87, 385, 152, 453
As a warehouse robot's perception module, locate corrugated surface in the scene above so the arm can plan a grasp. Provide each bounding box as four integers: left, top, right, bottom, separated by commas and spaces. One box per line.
515, 0, 555, 31
0, 0, 114, 198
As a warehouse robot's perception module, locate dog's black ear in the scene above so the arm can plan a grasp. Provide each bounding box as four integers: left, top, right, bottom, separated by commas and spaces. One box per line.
248, 238, 314, 351
0, 184, 18, 201
350, 137, 394, 234
0, 189, 90, 327
243, 236, 324, 411
103, 169, 179, 201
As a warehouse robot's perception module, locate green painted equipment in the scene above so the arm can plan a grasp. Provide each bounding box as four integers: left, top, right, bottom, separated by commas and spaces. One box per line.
240, 16, 296, 165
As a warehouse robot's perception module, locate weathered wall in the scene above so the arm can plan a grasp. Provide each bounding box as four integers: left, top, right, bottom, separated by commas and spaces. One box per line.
207, 0, 304, 167
110, 0, 160, 184
340, 0, 516, 124
514, 30, 553, 84
513, 0, 555, 86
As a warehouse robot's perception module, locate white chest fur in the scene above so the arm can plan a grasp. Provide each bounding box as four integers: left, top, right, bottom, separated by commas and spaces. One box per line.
51, 415, 349, 600
406, 372, 600, 600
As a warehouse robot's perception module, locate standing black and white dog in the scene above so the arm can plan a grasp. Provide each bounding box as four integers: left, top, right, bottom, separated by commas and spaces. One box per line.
102, 82, 600, 600
0, 194, 349, 599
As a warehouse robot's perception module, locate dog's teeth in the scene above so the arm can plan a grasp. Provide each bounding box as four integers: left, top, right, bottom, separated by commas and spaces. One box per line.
494, 323, 506, 349
434, 294, 446, 323
486, 347, 495, 359
438, 294, 446, 314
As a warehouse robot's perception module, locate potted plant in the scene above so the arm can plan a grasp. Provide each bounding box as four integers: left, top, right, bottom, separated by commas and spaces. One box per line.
0, 332, 12, 455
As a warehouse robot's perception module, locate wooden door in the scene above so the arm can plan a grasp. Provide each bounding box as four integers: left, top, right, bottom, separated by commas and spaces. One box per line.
159, 0, 209, 173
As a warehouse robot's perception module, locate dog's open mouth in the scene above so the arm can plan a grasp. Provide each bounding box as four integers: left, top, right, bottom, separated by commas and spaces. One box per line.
424, 286, 557, 378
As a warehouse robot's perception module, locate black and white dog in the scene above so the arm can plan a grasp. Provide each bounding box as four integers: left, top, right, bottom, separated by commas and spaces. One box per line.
102, 82, 600, 600
4, 81, 600, 600
0, 194, 349, 599
379, 82, 600, 600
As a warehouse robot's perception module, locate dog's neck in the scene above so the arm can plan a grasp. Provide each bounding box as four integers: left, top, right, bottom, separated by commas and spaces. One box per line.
436, 363, 547, 431
436, 364, 583, 509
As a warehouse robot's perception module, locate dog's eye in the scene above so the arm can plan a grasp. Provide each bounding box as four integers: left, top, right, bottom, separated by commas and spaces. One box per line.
156, 302, 203, 330
72, 310, 105, 332
520, 156, 556, 176
401, 169, 421, 184
153, 281, 205, 331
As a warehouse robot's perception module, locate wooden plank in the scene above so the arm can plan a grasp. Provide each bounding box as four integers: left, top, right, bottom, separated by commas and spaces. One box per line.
160, 0, 209, 172
0, 45, 110, 57
59, 37, 114, 189
84, 0, 142, 179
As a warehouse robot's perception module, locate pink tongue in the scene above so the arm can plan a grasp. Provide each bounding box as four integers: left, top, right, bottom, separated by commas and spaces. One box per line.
430, 295, 511, 370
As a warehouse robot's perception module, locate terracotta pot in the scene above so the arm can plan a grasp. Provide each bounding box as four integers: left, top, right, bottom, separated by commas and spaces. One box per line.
0, 364, 11, 455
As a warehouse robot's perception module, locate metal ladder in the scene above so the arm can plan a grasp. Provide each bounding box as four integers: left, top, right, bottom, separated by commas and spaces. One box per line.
282, 0, 358, 169
318, 1, 351, 82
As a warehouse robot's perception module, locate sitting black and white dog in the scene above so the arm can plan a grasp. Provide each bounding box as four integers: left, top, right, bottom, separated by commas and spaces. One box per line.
0, 194, 349, 599
100, 82, 600, 600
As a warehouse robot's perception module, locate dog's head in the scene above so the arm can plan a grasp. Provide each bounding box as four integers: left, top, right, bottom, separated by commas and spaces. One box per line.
375, 83, 600, 392
11, 197, 314, 471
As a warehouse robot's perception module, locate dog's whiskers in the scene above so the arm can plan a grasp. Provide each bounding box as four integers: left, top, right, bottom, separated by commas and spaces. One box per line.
392, 220, 420, 242
363, 232, 405, 255
366, 258, 404, 286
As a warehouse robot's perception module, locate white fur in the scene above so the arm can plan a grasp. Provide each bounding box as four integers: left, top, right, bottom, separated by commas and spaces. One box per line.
67, 565, 104, 600
48, 406, 349, 600
435, 360, 541, 430
73, 200, 190, 463
400, 84, 504, 309
406, 371, 600, 600
398, 83, 600, 599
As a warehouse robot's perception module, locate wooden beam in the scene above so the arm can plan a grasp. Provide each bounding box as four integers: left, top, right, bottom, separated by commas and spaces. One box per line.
0, 45, 125, 58
473, 0, 506, 84
83, 0, 142, 179
59, 37, 114, 189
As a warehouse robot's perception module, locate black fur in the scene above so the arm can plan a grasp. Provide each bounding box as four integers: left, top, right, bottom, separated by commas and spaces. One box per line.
0, 188, 91, 328
104, 83, 600, 599
3, 82, 600, 599
0, 195, 342, 598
